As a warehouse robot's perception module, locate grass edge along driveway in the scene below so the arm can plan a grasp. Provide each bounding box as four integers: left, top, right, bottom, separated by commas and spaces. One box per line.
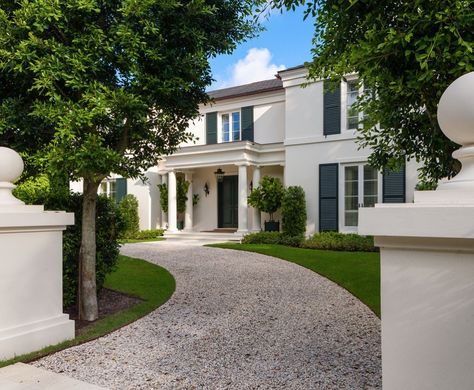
209, 243, 380, 317
0, 255, 175, 368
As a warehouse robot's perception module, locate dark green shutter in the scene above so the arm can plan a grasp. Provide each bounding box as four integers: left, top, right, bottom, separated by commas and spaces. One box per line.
241, 106, 254, 141
383, 164, 406, 203
206, 112, 217, 144
115, 178, 127, 204
323, 81, 341, 136
319, 163, 339, 232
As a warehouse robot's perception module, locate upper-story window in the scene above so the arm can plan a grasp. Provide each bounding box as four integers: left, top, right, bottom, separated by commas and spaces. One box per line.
221, 111, 241, 142
346, 80, 360, 130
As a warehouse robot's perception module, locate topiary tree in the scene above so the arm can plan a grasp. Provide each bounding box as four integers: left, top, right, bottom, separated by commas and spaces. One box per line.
281, 186, 307, 237
176, 176, 190, 214
248, 176, 284, 231
158, 183, 168, 213
118, 194, 140, 239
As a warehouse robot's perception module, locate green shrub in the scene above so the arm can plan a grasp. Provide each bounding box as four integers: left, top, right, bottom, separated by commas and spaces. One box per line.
118, 194, 140, 238
248, 176, 284, 221
242, 231, 282, 244
126, 229, 164, 240
15, 178, 124, 308
242, 232, 303, 247
302, 232, 377, 252
158, 182, 168, 213
13, 174, 50, 204
281, 186, 306, 237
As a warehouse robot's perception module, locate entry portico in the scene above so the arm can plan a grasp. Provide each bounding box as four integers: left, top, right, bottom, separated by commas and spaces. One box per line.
160, 141, 284, 233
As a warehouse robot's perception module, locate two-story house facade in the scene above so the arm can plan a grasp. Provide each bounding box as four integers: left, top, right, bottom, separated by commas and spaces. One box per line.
74, 65, 418, 237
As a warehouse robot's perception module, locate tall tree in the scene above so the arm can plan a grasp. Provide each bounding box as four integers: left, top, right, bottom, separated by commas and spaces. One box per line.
261, 0, 473, 183
0, 0, 257, 321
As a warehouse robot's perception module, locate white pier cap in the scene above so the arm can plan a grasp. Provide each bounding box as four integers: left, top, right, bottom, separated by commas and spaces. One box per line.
0, 146, 25, 206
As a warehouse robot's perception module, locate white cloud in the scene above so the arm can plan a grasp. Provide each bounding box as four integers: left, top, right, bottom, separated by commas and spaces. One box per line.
212, 48, 285, 90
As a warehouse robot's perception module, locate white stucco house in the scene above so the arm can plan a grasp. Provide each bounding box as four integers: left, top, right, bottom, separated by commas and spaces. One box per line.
71, 65, 418, 237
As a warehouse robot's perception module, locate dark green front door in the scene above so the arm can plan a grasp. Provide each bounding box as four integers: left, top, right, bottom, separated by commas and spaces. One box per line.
218, 175, 238, 228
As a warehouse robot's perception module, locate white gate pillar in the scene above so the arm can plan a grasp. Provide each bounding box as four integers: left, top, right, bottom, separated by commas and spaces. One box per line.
0, 147, 74, 360
360, 72, 474, 390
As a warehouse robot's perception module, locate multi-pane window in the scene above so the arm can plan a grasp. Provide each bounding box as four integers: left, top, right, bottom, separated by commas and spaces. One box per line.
221, 111, 241, 142
343, 164, 379, 230
346, 80, 359, 130
99, 179, 116, 200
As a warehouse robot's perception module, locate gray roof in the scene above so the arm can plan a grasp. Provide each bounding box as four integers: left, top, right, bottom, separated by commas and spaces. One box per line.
208, 78, 283, 101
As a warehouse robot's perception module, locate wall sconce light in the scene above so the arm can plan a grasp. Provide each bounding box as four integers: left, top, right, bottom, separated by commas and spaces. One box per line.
204, 182, 209, 197
250, 180, 253, 191
214, 168, 225, 182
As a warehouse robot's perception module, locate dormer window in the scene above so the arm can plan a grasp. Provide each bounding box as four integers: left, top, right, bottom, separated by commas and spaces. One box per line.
221, 111, 241, 142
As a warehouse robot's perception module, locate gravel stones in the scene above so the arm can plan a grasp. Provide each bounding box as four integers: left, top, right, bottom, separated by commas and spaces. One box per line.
33, 241, 381, 389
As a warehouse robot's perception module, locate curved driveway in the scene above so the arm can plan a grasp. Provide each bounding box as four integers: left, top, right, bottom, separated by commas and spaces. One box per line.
34, 241, 381, 389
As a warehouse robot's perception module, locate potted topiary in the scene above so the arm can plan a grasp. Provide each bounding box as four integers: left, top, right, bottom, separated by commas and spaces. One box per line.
248, 176, 284, 232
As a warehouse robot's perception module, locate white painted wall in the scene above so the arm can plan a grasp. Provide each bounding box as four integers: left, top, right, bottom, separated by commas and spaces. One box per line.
254, 101, 285, 144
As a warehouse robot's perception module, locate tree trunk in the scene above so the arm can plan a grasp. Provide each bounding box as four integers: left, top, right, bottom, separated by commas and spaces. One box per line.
78, 178, 100, 321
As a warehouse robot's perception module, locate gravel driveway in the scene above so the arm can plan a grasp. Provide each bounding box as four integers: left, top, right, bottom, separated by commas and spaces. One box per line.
34, 241, 381, 389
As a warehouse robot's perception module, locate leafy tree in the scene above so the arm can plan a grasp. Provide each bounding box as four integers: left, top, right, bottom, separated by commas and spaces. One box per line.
260, 0, 473, 183
0, 0, 257, 320
248, 176, 284, 221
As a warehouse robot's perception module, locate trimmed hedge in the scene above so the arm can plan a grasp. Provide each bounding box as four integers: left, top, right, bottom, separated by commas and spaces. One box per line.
302, 232, 377, 252
125, 229, 164, 240
14, 178, 124, 308
242, 232, 303, 247
242, 231, 377, 252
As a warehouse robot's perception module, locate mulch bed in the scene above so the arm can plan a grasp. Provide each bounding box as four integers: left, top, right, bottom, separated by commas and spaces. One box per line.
66, 288, 143, 336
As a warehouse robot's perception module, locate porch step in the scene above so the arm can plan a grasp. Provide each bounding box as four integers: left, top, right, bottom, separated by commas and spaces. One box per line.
163, 231, 243, 242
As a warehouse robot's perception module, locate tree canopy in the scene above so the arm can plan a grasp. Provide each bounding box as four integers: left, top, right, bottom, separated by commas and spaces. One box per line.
261, 0, 473, 183
0, 0, 258, 320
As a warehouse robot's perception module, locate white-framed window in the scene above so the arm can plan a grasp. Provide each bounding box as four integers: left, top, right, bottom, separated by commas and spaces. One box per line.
342, 77, 364, 132
339, 163, 382, 232
221, 111, 241, 142
99, 179, 116, 200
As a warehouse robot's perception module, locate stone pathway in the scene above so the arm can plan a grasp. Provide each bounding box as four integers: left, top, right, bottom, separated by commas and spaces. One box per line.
33, 241, 381, 389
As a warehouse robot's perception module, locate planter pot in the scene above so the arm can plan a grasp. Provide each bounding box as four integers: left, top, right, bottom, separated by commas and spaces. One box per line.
264, 220, 280, 232
177, 220, 184, 230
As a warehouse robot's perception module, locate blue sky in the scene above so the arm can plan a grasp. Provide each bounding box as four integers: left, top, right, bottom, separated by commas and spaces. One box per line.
209, 6, 315, 90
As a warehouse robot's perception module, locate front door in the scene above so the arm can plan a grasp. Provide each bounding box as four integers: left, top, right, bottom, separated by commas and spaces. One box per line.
218, 175, 238, 228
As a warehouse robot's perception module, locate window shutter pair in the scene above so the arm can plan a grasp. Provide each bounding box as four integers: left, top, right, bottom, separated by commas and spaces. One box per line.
206, 106, 254, 144
318, 163, 406, 232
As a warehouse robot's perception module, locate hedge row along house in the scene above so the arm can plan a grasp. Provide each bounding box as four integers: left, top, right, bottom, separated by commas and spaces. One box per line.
71, 65, 418, 239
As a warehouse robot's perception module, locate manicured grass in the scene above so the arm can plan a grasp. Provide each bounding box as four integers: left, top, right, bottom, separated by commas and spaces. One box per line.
0, 255, 175, 368
210, 243, 380, 317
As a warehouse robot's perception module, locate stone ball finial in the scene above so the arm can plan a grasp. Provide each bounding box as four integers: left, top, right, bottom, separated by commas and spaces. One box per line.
0, 147, 25, 206
0, 147, 24, 183
438, 72, 474, 146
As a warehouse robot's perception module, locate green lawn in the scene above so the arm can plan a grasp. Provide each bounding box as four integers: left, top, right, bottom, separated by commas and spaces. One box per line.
210, 243, 380, 317
0, 255, 175, 368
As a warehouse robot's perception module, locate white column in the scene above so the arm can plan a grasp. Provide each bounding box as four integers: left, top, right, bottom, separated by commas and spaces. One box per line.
184, 172, 193, 231
252, 165, 261, 231
237, 164, 248, 233
167, 170, 178, 232
160, 174, 168, 229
